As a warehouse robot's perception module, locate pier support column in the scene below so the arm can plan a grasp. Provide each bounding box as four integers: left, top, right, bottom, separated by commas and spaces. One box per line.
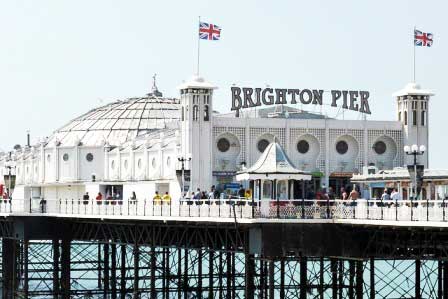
355, 260, 363, 299
331, 258, 337, 299
23, 239, 29, 299
226, 252, 231, 299
104, 242, 110, 298
52, 239, 60, 299
268, 260, 275, 299
300, 256, 307, 299
177, 248, 182, 299
280, 258, 285, 299
443, 261, 448, 299
349, 260, 355, 299
370, 257, 375, 299
2, 238, 16, 299
120, 244, 126, 298
133, 243, 139, 299
415, 259, 421, 299
150, 247, 156, 299
198, 250, 203, 299
111, 243, 117, 299
208, 251, 214, 299
319, 257, 324, 299
244, 250, 254, 299
61, 237, 71, 299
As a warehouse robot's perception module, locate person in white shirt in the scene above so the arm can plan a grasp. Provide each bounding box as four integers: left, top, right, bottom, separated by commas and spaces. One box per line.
390, 188, 401, 202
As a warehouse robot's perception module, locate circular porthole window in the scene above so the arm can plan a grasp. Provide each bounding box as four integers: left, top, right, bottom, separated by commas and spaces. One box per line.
257, 139, 270, 153
152, 158, 157, 168
336, 140, 349, 155
137, 159, 142, 169
47, 154, 51, 162
297, 140, 310, 154
86, 153, 94, 162
63, 153, 69, 161
217, 138, 230, 152
373, 141, 387, 155
167, 156, 171, 167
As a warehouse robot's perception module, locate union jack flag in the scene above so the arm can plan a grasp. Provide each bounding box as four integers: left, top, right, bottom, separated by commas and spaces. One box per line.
414, 29, 433, 47
199, 22, 221, 40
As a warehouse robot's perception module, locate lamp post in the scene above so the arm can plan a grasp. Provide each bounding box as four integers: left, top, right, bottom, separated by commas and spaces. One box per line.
4, 157, 16, 201
178, 156, 191, 198
404, 144, 426, 217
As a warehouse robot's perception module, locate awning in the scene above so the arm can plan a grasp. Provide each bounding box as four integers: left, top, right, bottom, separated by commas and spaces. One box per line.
236, 141, 311, 181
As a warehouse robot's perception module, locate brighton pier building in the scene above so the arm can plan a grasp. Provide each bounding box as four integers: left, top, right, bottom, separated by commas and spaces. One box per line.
0, 76, 433, 202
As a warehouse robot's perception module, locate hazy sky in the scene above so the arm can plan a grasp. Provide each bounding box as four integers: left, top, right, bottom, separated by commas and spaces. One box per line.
0, 0, 447, 167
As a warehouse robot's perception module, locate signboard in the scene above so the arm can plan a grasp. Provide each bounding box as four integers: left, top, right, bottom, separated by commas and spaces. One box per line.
213, 171, 236, 177
231, 87, 371, 114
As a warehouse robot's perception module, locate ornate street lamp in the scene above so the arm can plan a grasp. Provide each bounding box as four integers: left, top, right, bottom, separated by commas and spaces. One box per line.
404, 144, 425, 212
178, 155, 191, 197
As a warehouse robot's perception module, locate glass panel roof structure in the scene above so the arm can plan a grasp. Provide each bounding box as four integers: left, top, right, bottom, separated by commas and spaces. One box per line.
47, 96, 180, 147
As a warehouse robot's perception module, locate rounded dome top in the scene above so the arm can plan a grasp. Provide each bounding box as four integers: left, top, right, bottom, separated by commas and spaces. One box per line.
47, 96, 180, 147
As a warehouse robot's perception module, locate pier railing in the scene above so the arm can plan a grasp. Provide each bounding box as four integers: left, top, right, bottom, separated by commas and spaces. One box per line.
3, 197, 448, 222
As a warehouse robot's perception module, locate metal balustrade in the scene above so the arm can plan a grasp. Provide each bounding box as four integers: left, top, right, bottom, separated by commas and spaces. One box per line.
2, 197, 448, 223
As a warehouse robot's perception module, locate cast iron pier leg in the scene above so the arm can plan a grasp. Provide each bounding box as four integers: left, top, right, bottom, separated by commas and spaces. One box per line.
104, 242, 110, 298
23, 239, 29, 298
444, 261, 448, 299
331, 258, 337, 299
151, 247, 156, 299
370, 257, 375, 299
52, 239, 60, 299
111, 243, 117, 299
61, 237, 71, 299
319, 257, 324, 299
244, 250, 254, 299
133, 243, 139, 299
416, 259, 421, 299
300, 256, 307, 299
355, 260, 363, 299
209, 251, 214, 299
120, 244, 126, 298
268, 260, 274, 299
198, 250, 203, 299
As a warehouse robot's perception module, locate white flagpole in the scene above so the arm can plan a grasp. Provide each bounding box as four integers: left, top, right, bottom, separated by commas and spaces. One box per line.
413, 26, 416, 82
197, 16, 201, 76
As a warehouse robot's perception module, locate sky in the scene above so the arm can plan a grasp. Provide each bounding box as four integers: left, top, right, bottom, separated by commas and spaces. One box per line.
0, 0, 447, 167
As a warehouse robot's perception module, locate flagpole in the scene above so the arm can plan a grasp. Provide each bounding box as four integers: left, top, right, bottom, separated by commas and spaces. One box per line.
413, 26, 416, 82
197, 16, 201, 75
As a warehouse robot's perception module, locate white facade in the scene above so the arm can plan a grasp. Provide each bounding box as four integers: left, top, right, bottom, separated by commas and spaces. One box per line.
0, 76, 434, 201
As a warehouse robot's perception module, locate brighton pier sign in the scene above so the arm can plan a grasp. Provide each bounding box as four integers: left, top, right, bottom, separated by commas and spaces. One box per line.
231, 87, 372, 114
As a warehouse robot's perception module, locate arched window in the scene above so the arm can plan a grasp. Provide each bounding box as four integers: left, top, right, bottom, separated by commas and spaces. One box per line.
421, 110, 426, 126
404, 111, 408, 125
204, 105, 209, 121
413, 110, 417, 126
181, 106, 185, 121
398, 111, 401, 122
193, 105, 199, 121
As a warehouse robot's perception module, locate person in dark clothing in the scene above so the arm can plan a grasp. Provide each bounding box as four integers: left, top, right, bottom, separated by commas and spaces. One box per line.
238, 185, 245, 199
83, 192, 89, 205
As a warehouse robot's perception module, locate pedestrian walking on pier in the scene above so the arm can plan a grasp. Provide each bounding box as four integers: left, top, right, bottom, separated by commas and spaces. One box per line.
162, 191, 171, 205
96, 192, 102, 205
130, 191, 137, 204
153, 191, 162, 205
83, 192, 89, 205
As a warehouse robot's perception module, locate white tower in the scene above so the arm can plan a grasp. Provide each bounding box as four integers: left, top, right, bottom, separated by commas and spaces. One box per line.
393, 83, 434, 168
178, 75, 217, 192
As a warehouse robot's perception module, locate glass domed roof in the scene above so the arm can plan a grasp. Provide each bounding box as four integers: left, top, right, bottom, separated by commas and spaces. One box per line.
47, 96, 180, 147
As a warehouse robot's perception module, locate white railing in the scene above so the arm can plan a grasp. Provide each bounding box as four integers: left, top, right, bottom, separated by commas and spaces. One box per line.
3, 197, 448, 223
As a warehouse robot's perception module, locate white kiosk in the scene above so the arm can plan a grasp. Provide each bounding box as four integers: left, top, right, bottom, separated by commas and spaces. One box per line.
236, 142, 311, 216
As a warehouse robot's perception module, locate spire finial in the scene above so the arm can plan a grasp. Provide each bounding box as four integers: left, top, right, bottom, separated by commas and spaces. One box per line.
148, 73, 163, 97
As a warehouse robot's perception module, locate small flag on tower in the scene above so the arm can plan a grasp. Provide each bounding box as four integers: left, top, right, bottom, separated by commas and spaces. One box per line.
414, 29, 433, 47
199, 22, 221, 40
